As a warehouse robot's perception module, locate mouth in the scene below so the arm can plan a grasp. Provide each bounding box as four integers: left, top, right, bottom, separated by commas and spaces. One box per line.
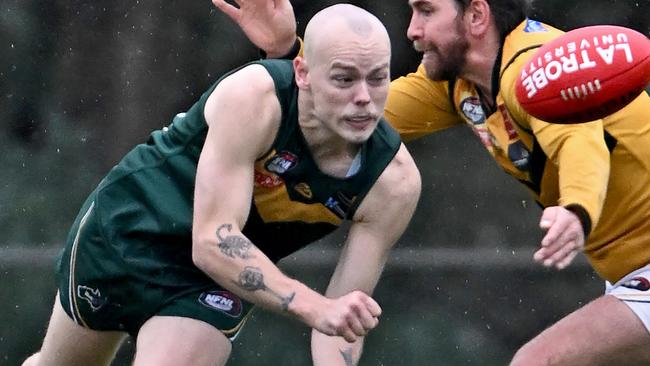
344, 115, 376, 130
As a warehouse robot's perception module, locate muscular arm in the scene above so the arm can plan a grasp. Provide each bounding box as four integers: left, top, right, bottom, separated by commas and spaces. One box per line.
192, 64, 330, 324
311, 144, 422, 366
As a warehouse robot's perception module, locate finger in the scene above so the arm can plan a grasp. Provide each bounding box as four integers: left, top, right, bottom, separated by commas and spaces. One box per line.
212, 0, 241, 21
541, 219, 567, 248
346, 313, 367, 336
353, 302, 379, 330
539, 207, 557, 231
533, 247, 547, 263
340, 327, 357, 343
556, 250, 579, 270
274, 0, 294, 13
362, 296, 382, 317
543, 237, 576, 267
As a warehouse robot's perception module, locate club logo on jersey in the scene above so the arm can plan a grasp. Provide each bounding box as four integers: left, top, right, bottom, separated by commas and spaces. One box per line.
621, 276, 650, 291
460, 96, 485, 124
199, 290, 243, 318
294, 182, 313, 199
254, 169, 284, 188
324, 192, 356, 219
499, 105, 530, 172
524, 19, 548, 33
77, 285, 107, 312
266, 151, 298, 175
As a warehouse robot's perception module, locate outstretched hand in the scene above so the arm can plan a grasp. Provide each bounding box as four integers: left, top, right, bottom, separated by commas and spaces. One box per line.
534, 206, 585, 270
212, 0, 297, 58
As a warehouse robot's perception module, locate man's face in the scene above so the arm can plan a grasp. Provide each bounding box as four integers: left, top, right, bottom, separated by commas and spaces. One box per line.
306, 35, 391, 144
407, 0, 470, 81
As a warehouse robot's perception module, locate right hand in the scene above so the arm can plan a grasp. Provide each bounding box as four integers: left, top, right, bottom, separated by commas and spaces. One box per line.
315, 291, 382, 343
212, 0, 297, 57
534, 206, 585, 270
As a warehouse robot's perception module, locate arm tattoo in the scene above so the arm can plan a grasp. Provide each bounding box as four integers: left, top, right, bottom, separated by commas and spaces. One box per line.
236, 266, 296, 312
216, 223, 255, 259
339, 348, 357, 366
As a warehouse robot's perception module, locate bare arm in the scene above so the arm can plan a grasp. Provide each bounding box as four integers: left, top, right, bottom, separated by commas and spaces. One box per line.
193, 64, 309, 314
212, 0, 297, 58
311, 144, 422, 366
193, 64, 393, 339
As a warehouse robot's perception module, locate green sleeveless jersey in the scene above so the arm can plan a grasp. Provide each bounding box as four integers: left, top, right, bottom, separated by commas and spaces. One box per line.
98, 59, 400, 262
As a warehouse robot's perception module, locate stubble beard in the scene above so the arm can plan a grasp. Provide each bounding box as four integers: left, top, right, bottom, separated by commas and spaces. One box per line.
419, 20, 469, 81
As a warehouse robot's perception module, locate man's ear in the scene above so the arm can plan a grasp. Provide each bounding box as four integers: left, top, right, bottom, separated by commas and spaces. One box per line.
466, 0, 491, 37
293, 56, 310, 89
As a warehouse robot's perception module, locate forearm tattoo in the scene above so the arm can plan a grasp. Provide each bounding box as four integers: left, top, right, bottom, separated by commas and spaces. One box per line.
339, 348, 357, 366
216, 223, 255, 259
236, 266, 296, 312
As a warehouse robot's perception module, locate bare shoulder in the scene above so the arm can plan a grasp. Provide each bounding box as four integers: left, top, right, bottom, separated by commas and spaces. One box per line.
354, 144, 421, 223
376, 143, 421, 200
203, 63, 281, 156
204, 63, 280, 127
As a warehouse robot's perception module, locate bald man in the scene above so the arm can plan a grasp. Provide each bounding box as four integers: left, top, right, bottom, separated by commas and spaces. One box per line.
22, 4, 421, 366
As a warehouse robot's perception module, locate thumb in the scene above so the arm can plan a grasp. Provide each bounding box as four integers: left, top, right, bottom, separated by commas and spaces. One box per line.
539, 207, 557, 230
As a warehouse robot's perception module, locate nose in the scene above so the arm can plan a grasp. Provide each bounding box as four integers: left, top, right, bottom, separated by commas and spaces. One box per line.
353, 82, 371, 105
407, 13, 422, 41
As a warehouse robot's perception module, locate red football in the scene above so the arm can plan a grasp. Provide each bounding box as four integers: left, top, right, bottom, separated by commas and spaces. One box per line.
515, 25, 650, 123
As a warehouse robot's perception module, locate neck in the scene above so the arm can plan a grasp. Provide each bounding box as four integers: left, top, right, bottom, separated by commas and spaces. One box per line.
460, 27, 501, 100
297, 96, 361, 177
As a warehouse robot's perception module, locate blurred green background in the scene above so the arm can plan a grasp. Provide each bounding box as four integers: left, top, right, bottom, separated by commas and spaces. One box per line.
1, 0, 648, 365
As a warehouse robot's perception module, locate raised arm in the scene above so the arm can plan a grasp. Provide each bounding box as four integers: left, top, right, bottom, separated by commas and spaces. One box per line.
212, 0, 298, 58
311, 144, 422, 366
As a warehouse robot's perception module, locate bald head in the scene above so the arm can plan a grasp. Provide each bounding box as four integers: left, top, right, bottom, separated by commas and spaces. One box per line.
303, 4, 390, 62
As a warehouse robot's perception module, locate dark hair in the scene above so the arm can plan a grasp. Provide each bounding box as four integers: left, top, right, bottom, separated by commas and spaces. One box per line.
454, 0, 531, 39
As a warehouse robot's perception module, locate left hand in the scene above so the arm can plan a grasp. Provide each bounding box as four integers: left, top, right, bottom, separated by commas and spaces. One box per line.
534, 206, 585, 270
212, 0, 297, 57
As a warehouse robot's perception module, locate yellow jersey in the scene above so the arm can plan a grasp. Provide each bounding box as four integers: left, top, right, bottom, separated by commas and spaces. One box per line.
385, 19, 650, 283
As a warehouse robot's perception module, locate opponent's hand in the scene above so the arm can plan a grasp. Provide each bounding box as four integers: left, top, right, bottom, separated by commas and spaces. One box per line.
212, 0, 297, 58
534, 206, 585, 270
315, 291, 382, 343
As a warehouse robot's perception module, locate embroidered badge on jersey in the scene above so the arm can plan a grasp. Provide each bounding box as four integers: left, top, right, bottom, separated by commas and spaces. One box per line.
254, 169, 284, 188
459, 95, 499, 152
294, 182, 313, 199
524, 19, 548, 33
77, 285, 107, 312
265, 151, 298, 174
499, 105, 531, 172
199, 290, 243, 318
324, 192, 357, 219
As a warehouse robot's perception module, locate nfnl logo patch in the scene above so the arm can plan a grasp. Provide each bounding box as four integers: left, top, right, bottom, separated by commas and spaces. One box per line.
266, 151, 298, 174
460, 97, 485, 124
199, 290, 243, 318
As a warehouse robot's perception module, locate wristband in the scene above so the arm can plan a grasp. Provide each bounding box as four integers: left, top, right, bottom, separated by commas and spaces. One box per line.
259, 37, 302, 60
564, 204, 592, 239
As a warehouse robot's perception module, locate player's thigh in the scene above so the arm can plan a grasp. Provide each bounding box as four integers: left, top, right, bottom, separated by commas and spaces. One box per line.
33, 292, 127, 366
510, 294, 650, 366
133, 315, 232, 366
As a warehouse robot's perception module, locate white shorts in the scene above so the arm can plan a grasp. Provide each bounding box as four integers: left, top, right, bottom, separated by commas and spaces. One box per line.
606, 263, 650, 333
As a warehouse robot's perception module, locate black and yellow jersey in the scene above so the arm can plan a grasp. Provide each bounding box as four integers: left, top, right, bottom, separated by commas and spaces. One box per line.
386, 19, 650, 282
98, 59, 401, 263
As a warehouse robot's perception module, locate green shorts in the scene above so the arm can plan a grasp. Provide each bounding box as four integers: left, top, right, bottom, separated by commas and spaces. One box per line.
55, 170, 254, 339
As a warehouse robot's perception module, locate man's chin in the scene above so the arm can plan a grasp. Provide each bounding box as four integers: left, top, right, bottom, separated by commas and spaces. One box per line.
424, 65, 455, 82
